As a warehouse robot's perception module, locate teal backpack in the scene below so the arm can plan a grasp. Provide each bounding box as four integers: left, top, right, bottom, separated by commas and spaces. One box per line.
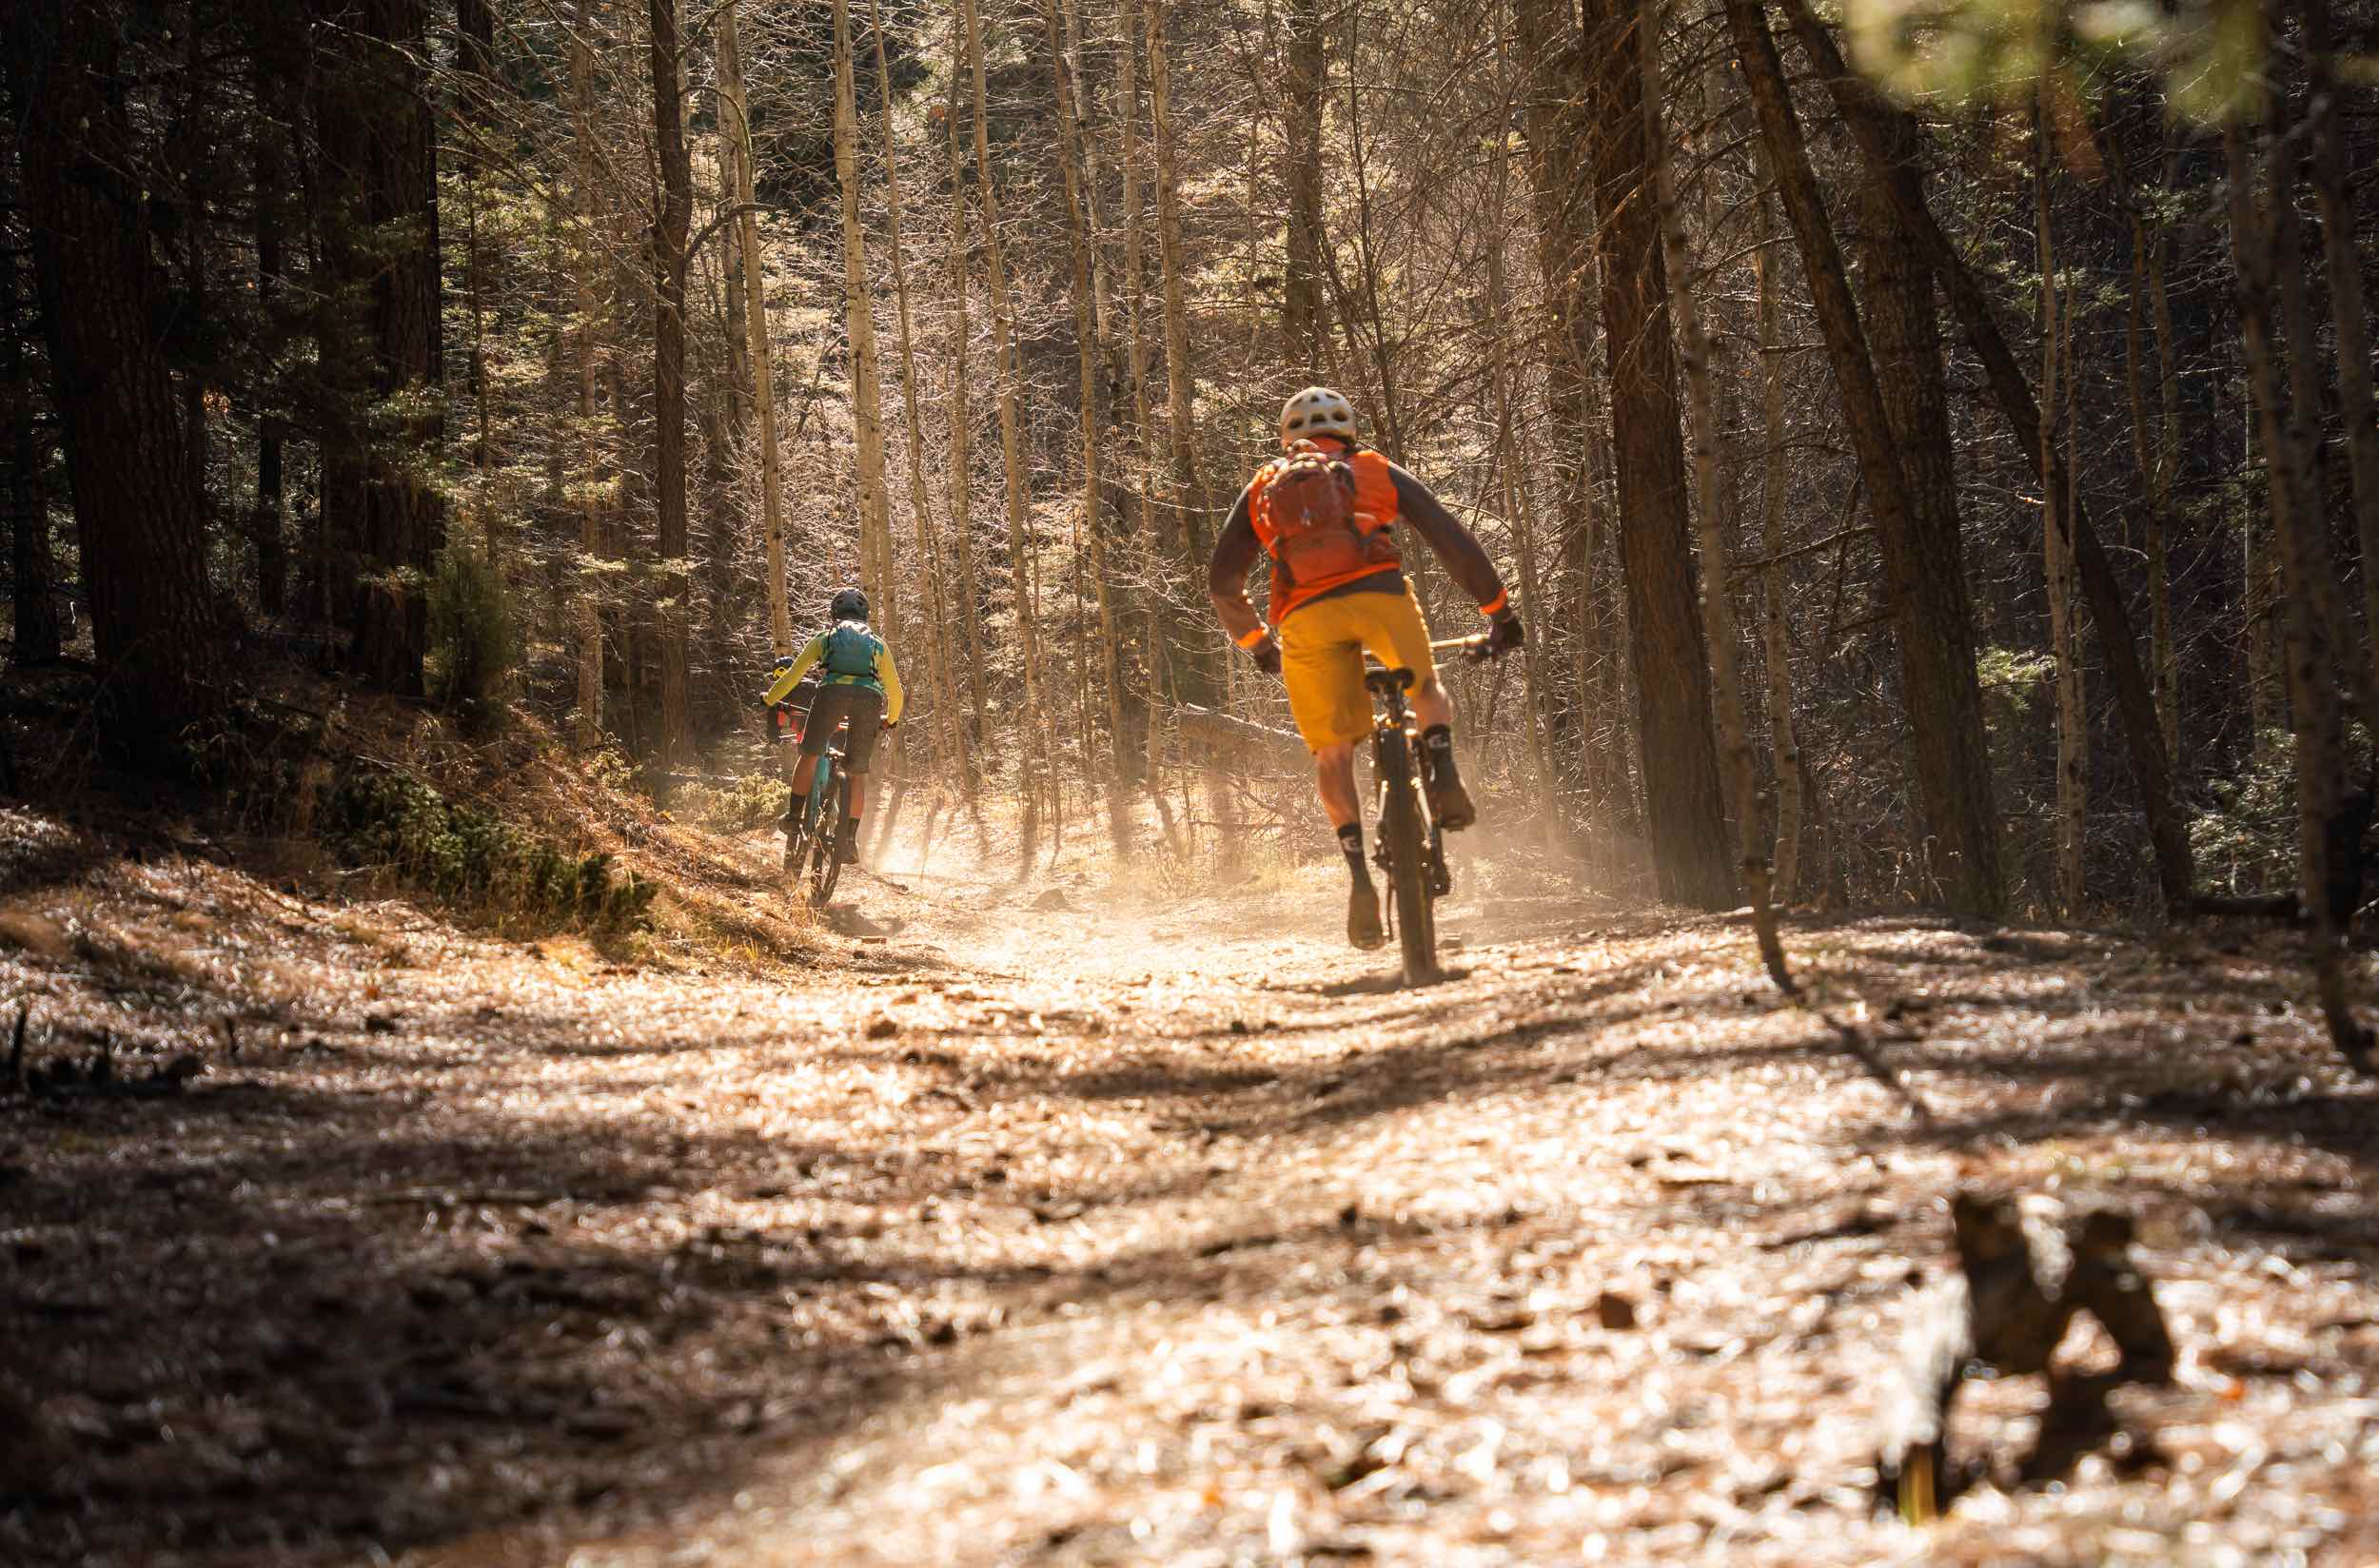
822, 619, 883, 682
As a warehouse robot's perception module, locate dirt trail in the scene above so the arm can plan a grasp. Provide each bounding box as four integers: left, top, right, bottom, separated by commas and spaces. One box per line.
5, 805, 2378, 1566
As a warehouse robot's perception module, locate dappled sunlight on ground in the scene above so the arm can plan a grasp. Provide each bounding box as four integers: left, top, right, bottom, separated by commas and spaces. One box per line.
2, 797, 2375, 1565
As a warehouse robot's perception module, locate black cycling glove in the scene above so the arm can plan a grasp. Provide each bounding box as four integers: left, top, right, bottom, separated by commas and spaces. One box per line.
1483, 609, 1525, 658
1249, 637, 1283, 676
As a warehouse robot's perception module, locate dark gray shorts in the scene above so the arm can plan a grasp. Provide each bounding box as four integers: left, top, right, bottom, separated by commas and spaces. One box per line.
796, 682, 885, 774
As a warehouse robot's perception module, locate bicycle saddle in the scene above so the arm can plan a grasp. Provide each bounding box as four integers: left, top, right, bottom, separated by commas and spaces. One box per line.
1363, 664, 1417, 695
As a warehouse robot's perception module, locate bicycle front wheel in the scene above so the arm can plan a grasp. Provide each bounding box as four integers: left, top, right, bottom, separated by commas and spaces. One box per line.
807, 829, 843, 905
1376, 735, 1437, 986
805, 769, 851, 906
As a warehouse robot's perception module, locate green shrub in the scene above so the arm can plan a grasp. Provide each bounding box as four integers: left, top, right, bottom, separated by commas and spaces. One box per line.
2190, 733, 2295, 893
675, 770, 788, 833
427, 544, 517, 732
321, 769, 653, 932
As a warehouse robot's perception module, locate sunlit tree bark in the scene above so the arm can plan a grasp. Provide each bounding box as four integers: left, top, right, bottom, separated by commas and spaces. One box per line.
833, 0, 895, 652
717, 1, 791, 655
649, 0, 693, 767
943, 11, 989, 766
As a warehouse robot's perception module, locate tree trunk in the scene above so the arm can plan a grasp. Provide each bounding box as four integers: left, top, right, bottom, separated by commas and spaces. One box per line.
2226, 116, 2370, 1068
1332, 4, 1408, 465
1150, 0, 1216, 705
649, 0, 693, 767
1576, 0, 1733, 909
1044, 0, 1126, 767
252, 126, 291, 620
310, 0, 368, 632
717, 1, 792, 655
2306, 5, 2379, 711
833, 0, 895, 657
1119, 0, 1171, 774
2148, 122, 2183, 763
1730, 0, 2001, 917
944, 11, 989, 764
1, 171, 62, 666
1779, 0, 2192, 911
571, 4, 605, 752
1512, 0, 1632, 839
1484, 0, 1550, 793
1754, 190, 1801, 902
870, 0, 953, 782
2037, 117, 2086, 914
458, 0, 498, 563
1858, 94, 2004, 916
1282, 0, 1327, 371
2243, 400, 2286, 754
1643, 0, 1789, 983
349, 0, 446, 697
171, 9, 211, 576
2123, 208, 2177, 765
3, 0, 218, 754
965, 0, 1050, 827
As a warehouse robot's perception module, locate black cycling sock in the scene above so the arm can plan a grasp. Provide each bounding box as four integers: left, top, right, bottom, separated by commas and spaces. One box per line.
1421, 724, 1459, 780
1338, 822, 1370, 884
785, 788, 807, 821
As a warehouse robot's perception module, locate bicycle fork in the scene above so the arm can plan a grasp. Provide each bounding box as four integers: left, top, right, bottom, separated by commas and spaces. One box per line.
1368, 735, 1454, 911
1371, 736, 1453, 898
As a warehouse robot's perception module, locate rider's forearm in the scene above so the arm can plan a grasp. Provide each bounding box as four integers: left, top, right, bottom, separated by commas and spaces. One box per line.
878, 648, 905, 724
1391, 469, 1508, 616
764, 635, 827, 705
1208, 500, 1269, 650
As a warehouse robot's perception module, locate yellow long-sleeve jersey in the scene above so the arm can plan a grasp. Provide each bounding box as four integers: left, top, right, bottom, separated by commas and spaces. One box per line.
763, 626, 905, 724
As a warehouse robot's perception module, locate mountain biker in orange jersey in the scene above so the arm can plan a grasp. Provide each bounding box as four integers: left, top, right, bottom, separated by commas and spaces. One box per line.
763, 586, 905, 866
1209, 386, 1524, 950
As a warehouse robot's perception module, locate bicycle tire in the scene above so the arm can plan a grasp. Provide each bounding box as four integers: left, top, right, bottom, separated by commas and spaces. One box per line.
807, 827, 843, 905
804, 755, 835, 838
805, 767, 851, 907
1376, 733, 1437, 986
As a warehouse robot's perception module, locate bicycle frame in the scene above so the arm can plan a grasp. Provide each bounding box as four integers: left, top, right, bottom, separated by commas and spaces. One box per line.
803, 750, 836, 838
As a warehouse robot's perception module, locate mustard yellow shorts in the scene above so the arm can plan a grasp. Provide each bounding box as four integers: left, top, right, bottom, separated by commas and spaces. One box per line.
1278, 584, 1438, 752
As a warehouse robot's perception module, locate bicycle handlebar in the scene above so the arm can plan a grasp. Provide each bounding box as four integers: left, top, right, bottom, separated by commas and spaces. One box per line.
1429, 634, 1507, 664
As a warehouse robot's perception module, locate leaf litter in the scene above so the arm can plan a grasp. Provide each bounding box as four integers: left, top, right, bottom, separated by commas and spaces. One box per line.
0, 800, 2373, 1565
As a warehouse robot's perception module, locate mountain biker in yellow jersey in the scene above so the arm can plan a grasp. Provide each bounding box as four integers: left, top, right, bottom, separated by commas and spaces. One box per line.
762, 586, 905, 866
1208, 386, 1524, 950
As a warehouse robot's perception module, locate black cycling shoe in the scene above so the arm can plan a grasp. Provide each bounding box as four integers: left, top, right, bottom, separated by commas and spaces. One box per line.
836, 826, 861, 866
1427, 771, 1478, 833
1347, 881, 1386, 950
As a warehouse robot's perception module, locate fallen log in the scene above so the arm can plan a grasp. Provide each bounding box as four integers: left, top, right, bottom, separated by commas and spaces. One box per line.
1168, 705, 1308, 774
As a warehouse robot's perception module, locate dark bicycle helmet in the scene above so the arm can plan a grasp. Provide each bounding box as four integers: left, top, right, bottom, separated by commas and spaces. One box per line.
830, 586, 870, 622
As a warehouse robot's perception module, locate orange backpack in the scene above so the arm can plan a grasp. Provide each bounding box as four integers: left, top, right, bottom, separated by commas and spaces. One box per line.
1255, 441, 1399, 605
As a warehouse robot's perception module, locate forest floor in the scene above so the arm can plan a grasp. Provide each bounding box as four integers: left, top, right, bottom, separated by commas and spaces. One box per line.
4, 783, 2379, 1567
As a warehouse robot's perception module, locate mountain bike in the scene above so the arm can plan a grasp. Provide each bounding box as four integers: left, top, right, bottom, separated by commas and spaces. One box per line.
783, 741, 852, 907
1366, 635, 1495, 987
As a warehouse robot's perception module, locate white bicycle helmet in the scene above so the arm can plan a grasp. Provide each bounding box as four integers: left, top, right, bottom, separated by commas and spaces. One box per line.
1280, 385, 1357, 449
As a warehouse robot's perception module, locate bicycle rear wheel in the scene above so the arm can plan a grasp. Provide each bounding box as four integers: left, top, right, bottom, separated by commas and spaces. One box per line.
805, 768, 851, 906
1376, 734, 1437, 986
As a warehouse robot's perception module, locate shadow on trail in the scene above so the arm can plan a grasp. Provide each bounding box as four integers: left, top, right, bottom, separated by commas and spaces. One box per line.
0, 894, 974, 1568
0, 1057, 956, 1568
10, 872, 2374, 1568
